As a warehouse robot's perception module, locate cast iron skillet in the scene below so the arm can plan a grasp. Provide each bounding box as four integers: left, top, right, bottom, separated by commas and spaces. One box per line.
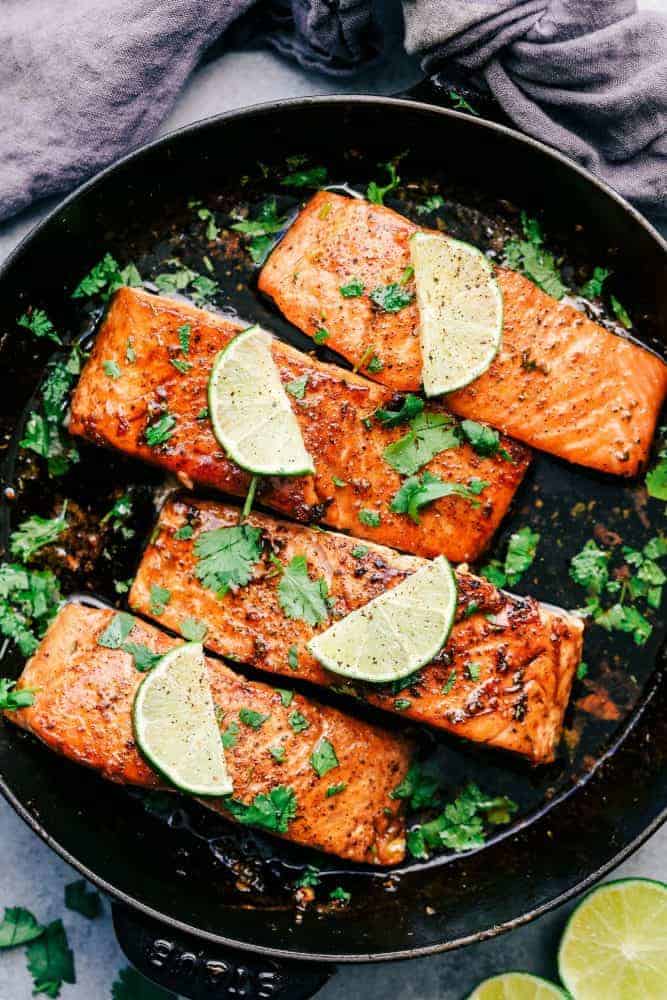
1, 90, 666, 1000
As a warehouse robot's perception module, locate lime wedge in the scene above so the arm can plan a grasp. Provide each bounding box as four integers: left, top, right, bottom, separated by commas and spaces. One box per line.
558, 878, 667, 1000
208, 325, 314, 476
133, 642, 232, 797
467, 973, 568, 999
410, 232, 503, 396
307, 556, 456, 683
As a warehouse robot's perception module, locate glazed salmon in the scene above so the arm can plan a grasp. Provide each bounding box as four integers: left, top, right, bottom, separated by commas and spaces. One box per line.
258, 191, 667, 477
7, 603, 411, 864
129, 496, 584, 763
69, 286, 530, 562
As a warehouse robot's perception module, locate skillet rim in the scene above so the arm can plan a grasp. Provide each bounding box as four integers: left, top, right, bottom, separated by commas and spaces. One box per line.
0, 94, 666, 964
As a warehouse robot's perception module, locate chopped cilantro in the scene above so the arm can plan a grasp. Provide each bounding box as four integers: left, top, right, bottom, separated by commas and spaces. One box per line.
570, 539, 610, 595
416, 195, 445, 216
196, 407, 209, 420
180, 617, 208, 641
270, 745, 286, 763
149, 585, 171, 617
278, 689, 294, 707
194, 524, 263, 596
154, 265, 219, 305
610, 294, 632, 329
0, 678, 37, 712
26, 918, 75, 999
504, 212, 567, 299
580, 266, 611, 299
145, 412, 176, 448
289, 710, 309, 733
103, 360, 121, 379
442, 670, 457, 695
329, 886, 351, 903
374, 394, 424, 427
369, 283, 414, 313
232, 198, 287, 263
460, 420, 502, 457
394, 698, 411, 710
285, 374, 308, 399
20, 350, 81, 477
448, 90, 479, 115
282, 166, 327, 187
98, 612, 136, 649
174, 524, 193, 541
222, 722, 239, 749
367, 160, 400, 205
392, 762, 442, 811
313, 328, 329, 343
0, 907, 44, 948
295, 865, 320, 889
391, 472, 487, 524
239, 707, 269, 729
170, 358, 191, 374
65, 880, 102, 920
366, 354, 384, 373
274, 555, 330, 626
339, 279, 364, 298
101, 494, 134, 538
310, 738, 339, 777
351, 545, 368, 559
480, 526, 540, 588
18, 309, 62, 345
383, 411, 460, 475
647, 427, 667, 500
224, 785, 297, 833
358, 508, 381, 527
407, 783, 517, 859
0, 564, 62, 656
467, 662, 481, 681
577, 662, 588, 680
188, 200, 220, 241
10, 503, 68, 562
178, 324, 191, 354
287, 644, 299, 671
326, 782, 347, 797
123, 643, 162, 673
72, 253, 141, 300
332, 476, 347, 487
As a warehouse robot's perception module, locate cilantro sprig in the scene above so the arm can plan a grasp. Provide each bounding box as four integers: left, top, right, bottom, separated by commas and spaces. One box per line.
9, 503, 68, 563
18, 309, 62, 346
406, 782, 517, 860
390, 472, 487, 524
272, 554, 330, 626
20, 348, 81, 477
194, 524, 263, 596
646, 426, 667, 501
504, 212, 567, 299
232, 198, 288, 263
367, 161, 401, 205
0, 564, 62, 656
223, 785, 297, 833
72, 253, 142, 301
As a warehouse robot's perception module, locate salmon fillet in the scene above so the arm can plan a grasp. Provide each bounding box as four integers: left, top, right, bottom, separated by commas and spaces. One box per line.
129, 496, 584, 763
258, 191, 667, 477
68, 286, 530, 562
6, 603, 411, 864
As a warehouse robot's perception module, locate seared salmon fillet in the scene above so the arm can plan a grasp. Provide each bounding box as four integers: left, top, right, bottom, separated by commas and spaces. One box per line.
130, 496, 584, 763
258, 191, 667, 477
6, 603, 411, 864
69, 286, 530, 562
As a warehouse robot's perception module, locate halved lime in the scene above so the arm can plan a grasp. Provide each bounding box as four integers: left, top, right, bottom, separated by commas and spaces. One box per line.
133, 642, 233, 796
208, 325, 314, 476
558, 878, 667, 1000
410, 232, 503, 397
307, 556, 456, 683
467, 973, 568, 999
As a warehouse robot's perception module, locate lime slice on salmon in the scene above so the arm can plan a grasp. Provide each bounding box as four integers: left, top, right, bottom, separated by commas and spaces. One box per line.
133, 642, 232, 797
208, 325, 314, 476
466, 973, 568, 999
558, 878, 667, 1000
307, 556, 456, 683
410, 232, 503, 397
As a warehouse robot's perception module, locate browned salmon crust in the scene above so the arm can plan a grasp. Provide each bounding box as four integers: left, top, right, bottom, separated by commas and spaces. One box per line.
7, 603, 411, 864
68, 286, 530, 562
258, 191, 667, 477
130, 497, 584, 763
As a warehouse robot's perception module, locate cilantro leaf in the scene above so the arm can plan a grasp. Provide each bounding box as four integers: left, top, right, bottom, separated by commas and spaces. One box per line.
504, 212, 567, 299
460, 420, 501, 457
276, 555, 329, 626
383, 411, 460, 475
282, 166, 327, 188
374, 394, 424, 427
149, 585, 171, 617
595, 603, 652, 646
285, 374, 308, 399
480, 526, 540, 589
122, 643, 162, 672
326, 782, 347, 797
0, 564, 62, 656
369, 283, 414, 313
295, 865, 320, 889
112, 965, 177, 999
416, 195, 445, 216
239, 708, 269, 729
270, 745, 286, 763
20, 352, 81, 477
569, 540, 609, 596
18, 309, 62, 345
224, 785, 297, 833
103, 360, 122, 379
145, 412, 176, 448
610, 295, 632, 329
391, 762, 442, 811
358, 509, 381, 527
287, 644, 299, 670
366, 354, 384, 373
101, 494, 134, 537
10, 504, 68, 563
646, 427, 667, 500
310, 738, 339, 778
98, 613, 136, 648
174, 524, 193, 540
222, 722, 239, 749
339, 278, 364, 298
180, 617, 208, 642
0, 907, 44, 948
26, 919, 75, 999
72, 253, 141, 301
367, 161, 400, 205
577, 662, 588, 680
178, 324, 191, 354
390, 472, 487, 524
580, 266, 611, 299
277, 689, 294, 707
0, 678, 36, 711
329, 886, 351, 903
194, 524, 263, 595
289, 710, 309, 733
449, 90, 479, 115
313, 327, 329, 343
65, 880, 102, 919
232, 198, 287, 263
153, 265, 219, 305
407, 783, 517, 859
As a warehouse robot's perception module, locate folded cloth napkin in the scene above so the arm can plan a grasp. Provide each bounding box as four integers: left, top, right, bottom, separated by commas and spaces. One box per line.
1, 0, 665, 223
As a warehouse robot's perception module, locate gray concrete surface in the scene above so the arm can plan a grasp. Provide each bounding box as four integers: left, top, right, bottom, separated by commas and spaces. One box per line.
1, 4, 665, 996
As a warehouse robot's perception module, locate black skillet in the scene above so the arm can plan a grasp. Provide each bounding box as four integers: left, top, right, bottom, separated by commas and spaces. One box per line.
1, 85, 666, 1000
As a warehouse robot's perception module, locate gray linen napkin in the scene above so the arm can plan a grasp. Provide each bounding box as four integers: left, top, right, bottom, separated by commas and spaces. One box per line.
1, 0, 665, 222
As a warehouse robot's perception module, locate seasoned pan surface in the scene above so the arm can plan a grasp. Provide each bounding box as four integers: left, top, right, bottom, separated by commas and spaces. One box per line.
0, 97, 666, 960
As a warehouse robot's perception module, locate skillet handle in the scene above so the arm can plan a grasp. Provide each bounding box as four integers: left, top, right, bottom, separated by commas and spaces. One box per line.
111, 903, 333, 1000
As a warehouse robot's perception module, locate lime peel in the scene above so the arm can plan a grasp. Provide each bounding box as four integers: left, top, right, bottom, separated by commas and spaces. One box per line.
466, 972, 568, 999
208, 325, 314, 476
133, 642, 232, 797
410, 232, 503, 397
307, 555, 457, 683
